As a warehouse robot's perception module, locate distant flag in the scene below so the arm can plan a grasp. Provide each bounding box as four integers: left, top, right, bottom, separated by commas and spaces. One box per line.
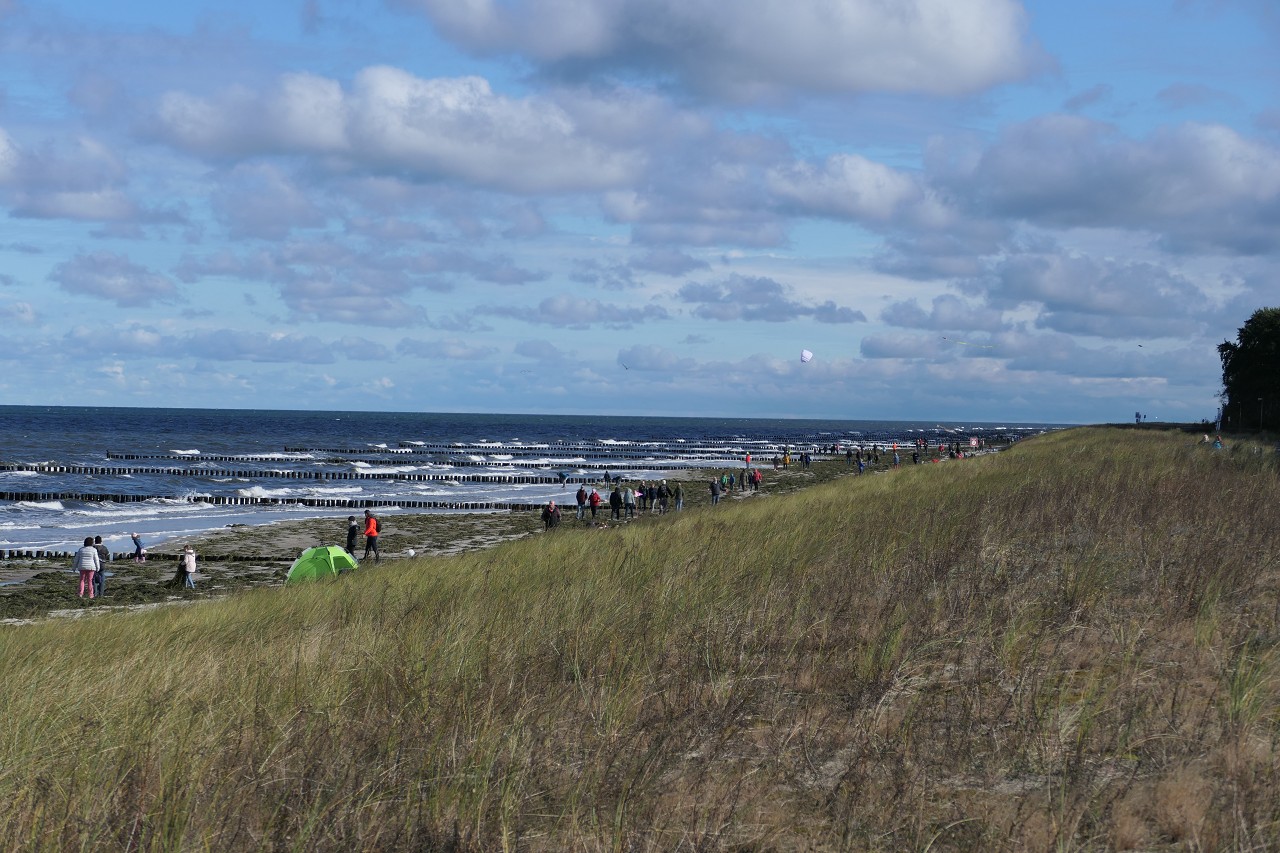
800, 349, 814, 363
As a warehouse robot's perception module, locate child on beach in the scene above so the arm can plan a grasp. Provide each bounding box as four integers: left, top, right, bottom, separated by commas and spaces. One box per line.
171, 545, 197, 589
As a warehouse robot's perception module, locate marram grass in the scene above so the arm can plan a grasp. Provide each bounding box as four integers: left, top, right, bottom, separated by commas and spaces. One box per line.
2, 428, 1279, 850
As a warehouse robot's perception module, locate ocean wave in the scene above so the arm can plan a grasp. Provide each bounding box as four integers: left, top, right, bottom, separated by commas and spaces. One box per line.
235, 485, 366, 499
235, 452, 316, 460
171, 449, 201, 455
15, 500, 65, 510
236, 486, 294, 499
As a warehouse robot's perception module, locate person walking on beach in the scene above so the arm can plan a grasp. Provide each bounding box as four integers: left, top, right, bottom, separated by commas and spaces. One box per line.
589, 487, 601, 519
609, 486, 623, 520
173, 545, 197, 589
346, 515, 359, 554
673, 481, 684, 511
92, 535, 110, 598
710, 479, 721, 505
622, 484, 636, 518
363, 510, 380, 562
541, 500, 561, 529
73, 536, 101, 599
575, 485, 587, 521
131, 532, 145, 562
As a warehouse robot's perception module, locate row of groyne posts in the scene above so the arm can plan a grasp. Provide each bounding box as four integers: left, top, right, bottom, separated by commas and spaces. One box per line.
0, 440, 782, 509
0, 549, 288, 562
0, 460, 711, 509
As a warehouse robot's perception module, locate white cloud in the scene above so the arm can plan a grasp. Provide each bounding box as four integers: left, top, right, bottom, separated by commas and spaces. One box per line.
881, 294, 1007, 333
406, 0, 1044, 100
954, 117, 1280, 254
966, 252, 1212, 340
677, 274, 865, 323
50, 252, 178, 307
153, 67, 645, 194
487, 294, 669, 327
398, 337, 499, 359
768, 153, 953, 227
0, 128, 17, 183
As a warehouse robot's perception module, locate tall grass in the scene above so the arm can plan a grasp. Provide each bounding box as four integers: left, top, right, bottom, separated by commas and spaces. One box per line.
2, 428, 1279, 850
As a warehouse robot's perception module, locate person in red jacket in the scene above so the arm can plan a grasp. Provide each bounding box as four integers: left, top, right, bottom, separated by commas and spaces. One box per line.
363, 510, 380, 562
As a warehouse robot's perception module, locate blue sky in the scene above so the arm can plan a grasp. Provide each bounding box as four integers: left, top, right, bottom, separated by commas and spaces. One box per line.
1, 0, 1276, 422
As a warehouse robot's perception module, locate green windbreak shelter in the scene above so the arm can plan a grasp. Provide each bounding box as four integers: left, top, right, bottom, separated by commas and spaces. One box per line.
286, 545, 358, 584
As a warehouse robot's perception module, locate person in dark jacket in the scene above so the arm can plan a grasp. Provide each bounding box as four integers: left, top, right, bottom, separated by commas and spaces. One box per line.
609, 486, 623, 520
541, 501, 561, 529
93, 535, 110, 598
346, 515, 358, 553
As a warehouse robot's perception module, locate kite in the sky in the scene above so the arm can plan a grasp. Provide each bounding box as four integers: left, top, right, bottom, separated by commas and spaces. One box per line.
800, 349, 814, 363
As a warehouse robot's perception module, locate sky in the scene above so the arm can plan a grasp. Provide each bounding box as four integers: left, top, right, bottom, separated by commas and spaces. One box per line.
0, 0, 1277, 423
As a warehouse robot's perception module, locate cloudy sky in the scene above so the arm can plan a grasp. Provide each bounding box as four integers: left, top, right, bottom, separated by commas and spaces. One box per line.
1, 0, 1275, 422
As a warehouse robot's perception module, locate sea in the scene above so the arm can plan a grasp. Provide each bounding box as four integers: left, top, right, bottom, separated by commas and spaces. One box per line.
0, 406, 1067, 554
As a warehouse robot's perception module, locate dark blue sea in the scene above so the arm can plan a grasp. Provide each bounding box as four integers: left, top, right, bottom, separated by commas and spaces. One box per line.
0, 406, 1064, 553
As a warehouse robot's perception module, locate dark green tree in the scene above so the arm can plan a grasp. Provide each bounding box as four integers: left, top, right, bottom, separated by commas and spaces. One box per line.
1218, 307, 1280, 431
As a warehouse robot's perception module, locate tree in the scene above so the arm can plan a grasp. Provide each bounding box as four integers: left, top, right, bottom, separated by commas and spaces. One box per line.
1218, 307, 1280, 431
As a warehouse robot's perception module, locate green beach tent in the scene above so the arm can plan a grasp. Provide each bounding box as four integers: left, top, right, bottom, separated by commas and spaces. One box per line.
286, 545, 358, 584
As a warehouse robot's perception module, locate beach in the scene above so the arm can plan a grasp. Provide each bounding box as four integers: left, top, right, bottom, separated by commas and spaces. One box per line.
0, 456, 872, 622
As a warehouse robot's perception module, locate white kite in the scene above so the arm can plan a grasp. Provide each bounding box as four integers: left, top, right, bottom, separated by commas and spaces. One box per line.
800, 349, 814, 363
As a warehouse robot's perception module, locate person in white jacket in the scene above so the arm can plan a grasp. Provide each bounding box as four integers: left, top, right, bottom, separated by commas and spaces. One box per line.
181, 545, 197, 589
73, 536, 101, 599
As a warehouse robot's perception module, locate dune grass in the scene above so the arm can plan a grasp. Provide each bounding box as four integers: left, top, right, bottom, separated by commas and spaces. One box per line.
2, 428, 1279, 850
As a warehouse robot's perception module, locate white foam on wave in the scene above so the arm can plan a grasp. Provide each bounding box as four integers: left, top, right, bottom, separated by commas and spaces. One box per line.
346, 463, 428, 475
236, 484, 366, 499
236, 486, 291, 499
16, 500, 65, 510
171, 449, 201, 455
0, 470, 41, 478
235, 452, 315, 460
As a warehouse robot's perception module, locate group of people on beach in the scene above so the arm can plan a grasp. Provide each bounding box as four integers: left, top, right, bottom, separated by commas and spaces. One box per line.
554, 479, 689, 527
72, 532, 197, 598
546, 467, 772, 527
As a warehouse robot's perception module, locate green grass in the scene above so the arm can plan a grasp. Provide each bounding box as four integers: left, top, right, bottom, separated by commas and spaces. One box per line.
2, 428, 1279, 850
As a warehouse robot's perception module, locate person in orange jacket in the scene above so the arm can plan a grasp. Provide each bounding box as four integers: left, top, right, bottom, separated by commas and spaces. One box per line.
363, 510, 380, 562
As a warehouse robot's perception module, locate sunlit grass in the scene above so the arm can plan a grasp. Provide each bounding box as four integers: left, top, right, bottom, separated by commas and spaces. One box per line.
2, 427, 1279, 850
